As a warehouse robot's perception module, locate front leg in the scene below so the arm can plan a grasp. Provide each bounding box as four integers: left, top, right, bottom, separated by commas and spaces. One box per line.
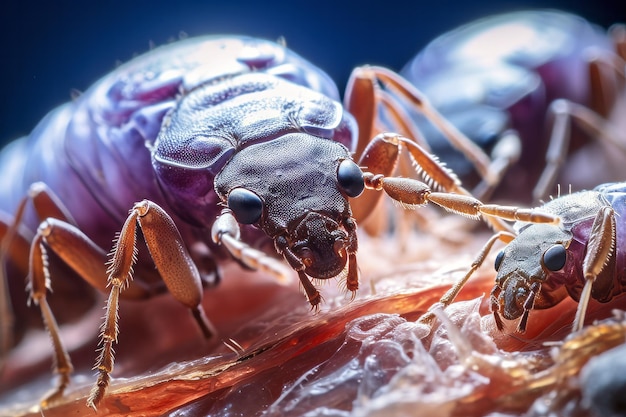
273, 234, 322, 308
88, 200, 215, 408
573, 205, 616, 332
211, 208, 293, 284
418, 231, 516, 327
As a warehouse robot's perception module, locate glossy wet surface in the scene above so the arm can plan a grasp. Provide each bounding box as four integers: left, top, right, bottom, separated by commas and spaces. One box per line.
1, 220, 625, 417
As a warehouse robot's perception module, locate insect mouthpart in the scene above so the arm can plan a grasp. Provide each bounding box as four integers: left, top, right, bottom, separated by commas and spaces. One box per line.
492, 273, 543, 332
286, 212, 354, 280
501, 279, 531, 320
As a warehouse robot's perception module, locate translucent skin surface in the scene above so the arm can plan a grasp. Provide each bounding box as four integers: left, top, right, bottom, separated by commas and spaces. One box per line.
2, 224, 625, 417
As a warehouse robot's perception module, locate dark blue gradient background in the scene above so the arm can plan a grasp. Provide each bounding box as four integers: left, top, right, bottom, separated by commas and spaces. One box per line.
1, 1, 624, 143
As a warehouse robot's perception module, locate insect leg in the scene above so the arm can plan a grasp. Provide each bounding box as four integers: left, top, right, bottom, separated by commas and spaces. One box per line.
26, 216, 154, 407
27, 227, 73, 405
345, 69, 434, 236
535, 99, 626, 201
0, 182, 109, 405
535, 46, 625, 201
587, 46, 625, 117
346, 70, 513, 234
418, 231, 516, 327
346, 66, 505, 188
211, 208, 293, 284
471, 130, 521, 201
353, 132, 474, 231
358, 133, 560, 231
344, 65, 380, 162
573, 205, 616, 332
349, 132, 400, 226
88, 199, 216, 408
0, 212, 31, 364
344, 66, 431, 159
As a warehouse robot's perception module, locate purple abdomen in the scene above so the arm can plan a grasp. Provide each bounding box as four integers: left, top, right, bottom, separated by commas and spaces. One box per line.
546, 182, 626, 303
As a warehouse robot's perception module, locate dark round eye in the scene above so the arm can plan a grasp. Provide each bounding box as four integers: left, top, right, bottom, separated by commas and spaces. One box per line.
227, 188, 263, 224
494, 250, 505, 271
337, 159, 364, 198
542, 244, 566, 271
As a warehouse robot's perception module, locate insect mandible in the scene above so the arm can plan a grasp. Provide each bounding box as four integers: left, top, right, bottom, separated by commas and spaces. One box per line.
385, 10, 626, 202
0, 35, 558, 408
421, 182, 626, 334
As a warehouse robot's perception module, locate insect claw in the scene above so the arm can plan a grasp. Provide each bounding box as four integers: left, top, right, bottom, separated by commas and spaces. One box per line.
308, 293, 323, 311
308, 300, 322, 313
517, 310, 530, 333
491, 311, 504, 331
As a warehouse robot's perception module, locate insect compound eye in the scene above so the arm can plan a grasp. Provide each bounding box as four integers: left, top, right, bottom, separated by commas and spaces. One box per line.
227, 188, 263, 224
542, 244, 567, 271
337, 159, 364, 198
494, 250, 505, 271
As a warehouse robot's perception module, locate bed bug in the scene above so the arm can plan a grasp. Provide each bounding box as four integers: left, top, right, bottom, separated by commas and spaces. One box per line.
422, 181, 626, 334
0, 35, 556, 409
386, 10, 626, 201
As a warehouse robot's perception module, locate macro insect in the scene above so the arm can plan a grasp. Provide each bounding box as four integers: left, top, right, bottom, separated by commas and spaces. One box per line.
395, 10, 626, 201
423, 181, 625, 334
0, 35, 555, 409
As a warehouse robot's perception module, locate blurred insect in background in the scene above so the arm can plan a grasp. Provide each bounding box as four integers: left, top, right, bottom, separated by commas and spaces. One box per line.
390, 10, 626, 336
379, 10, 626, 202
0, 34, 554, 409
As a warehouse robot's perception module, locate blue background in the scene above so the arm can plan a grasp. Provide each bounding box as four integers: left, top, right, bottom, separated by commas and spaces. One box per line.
1, 0, 624, 143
